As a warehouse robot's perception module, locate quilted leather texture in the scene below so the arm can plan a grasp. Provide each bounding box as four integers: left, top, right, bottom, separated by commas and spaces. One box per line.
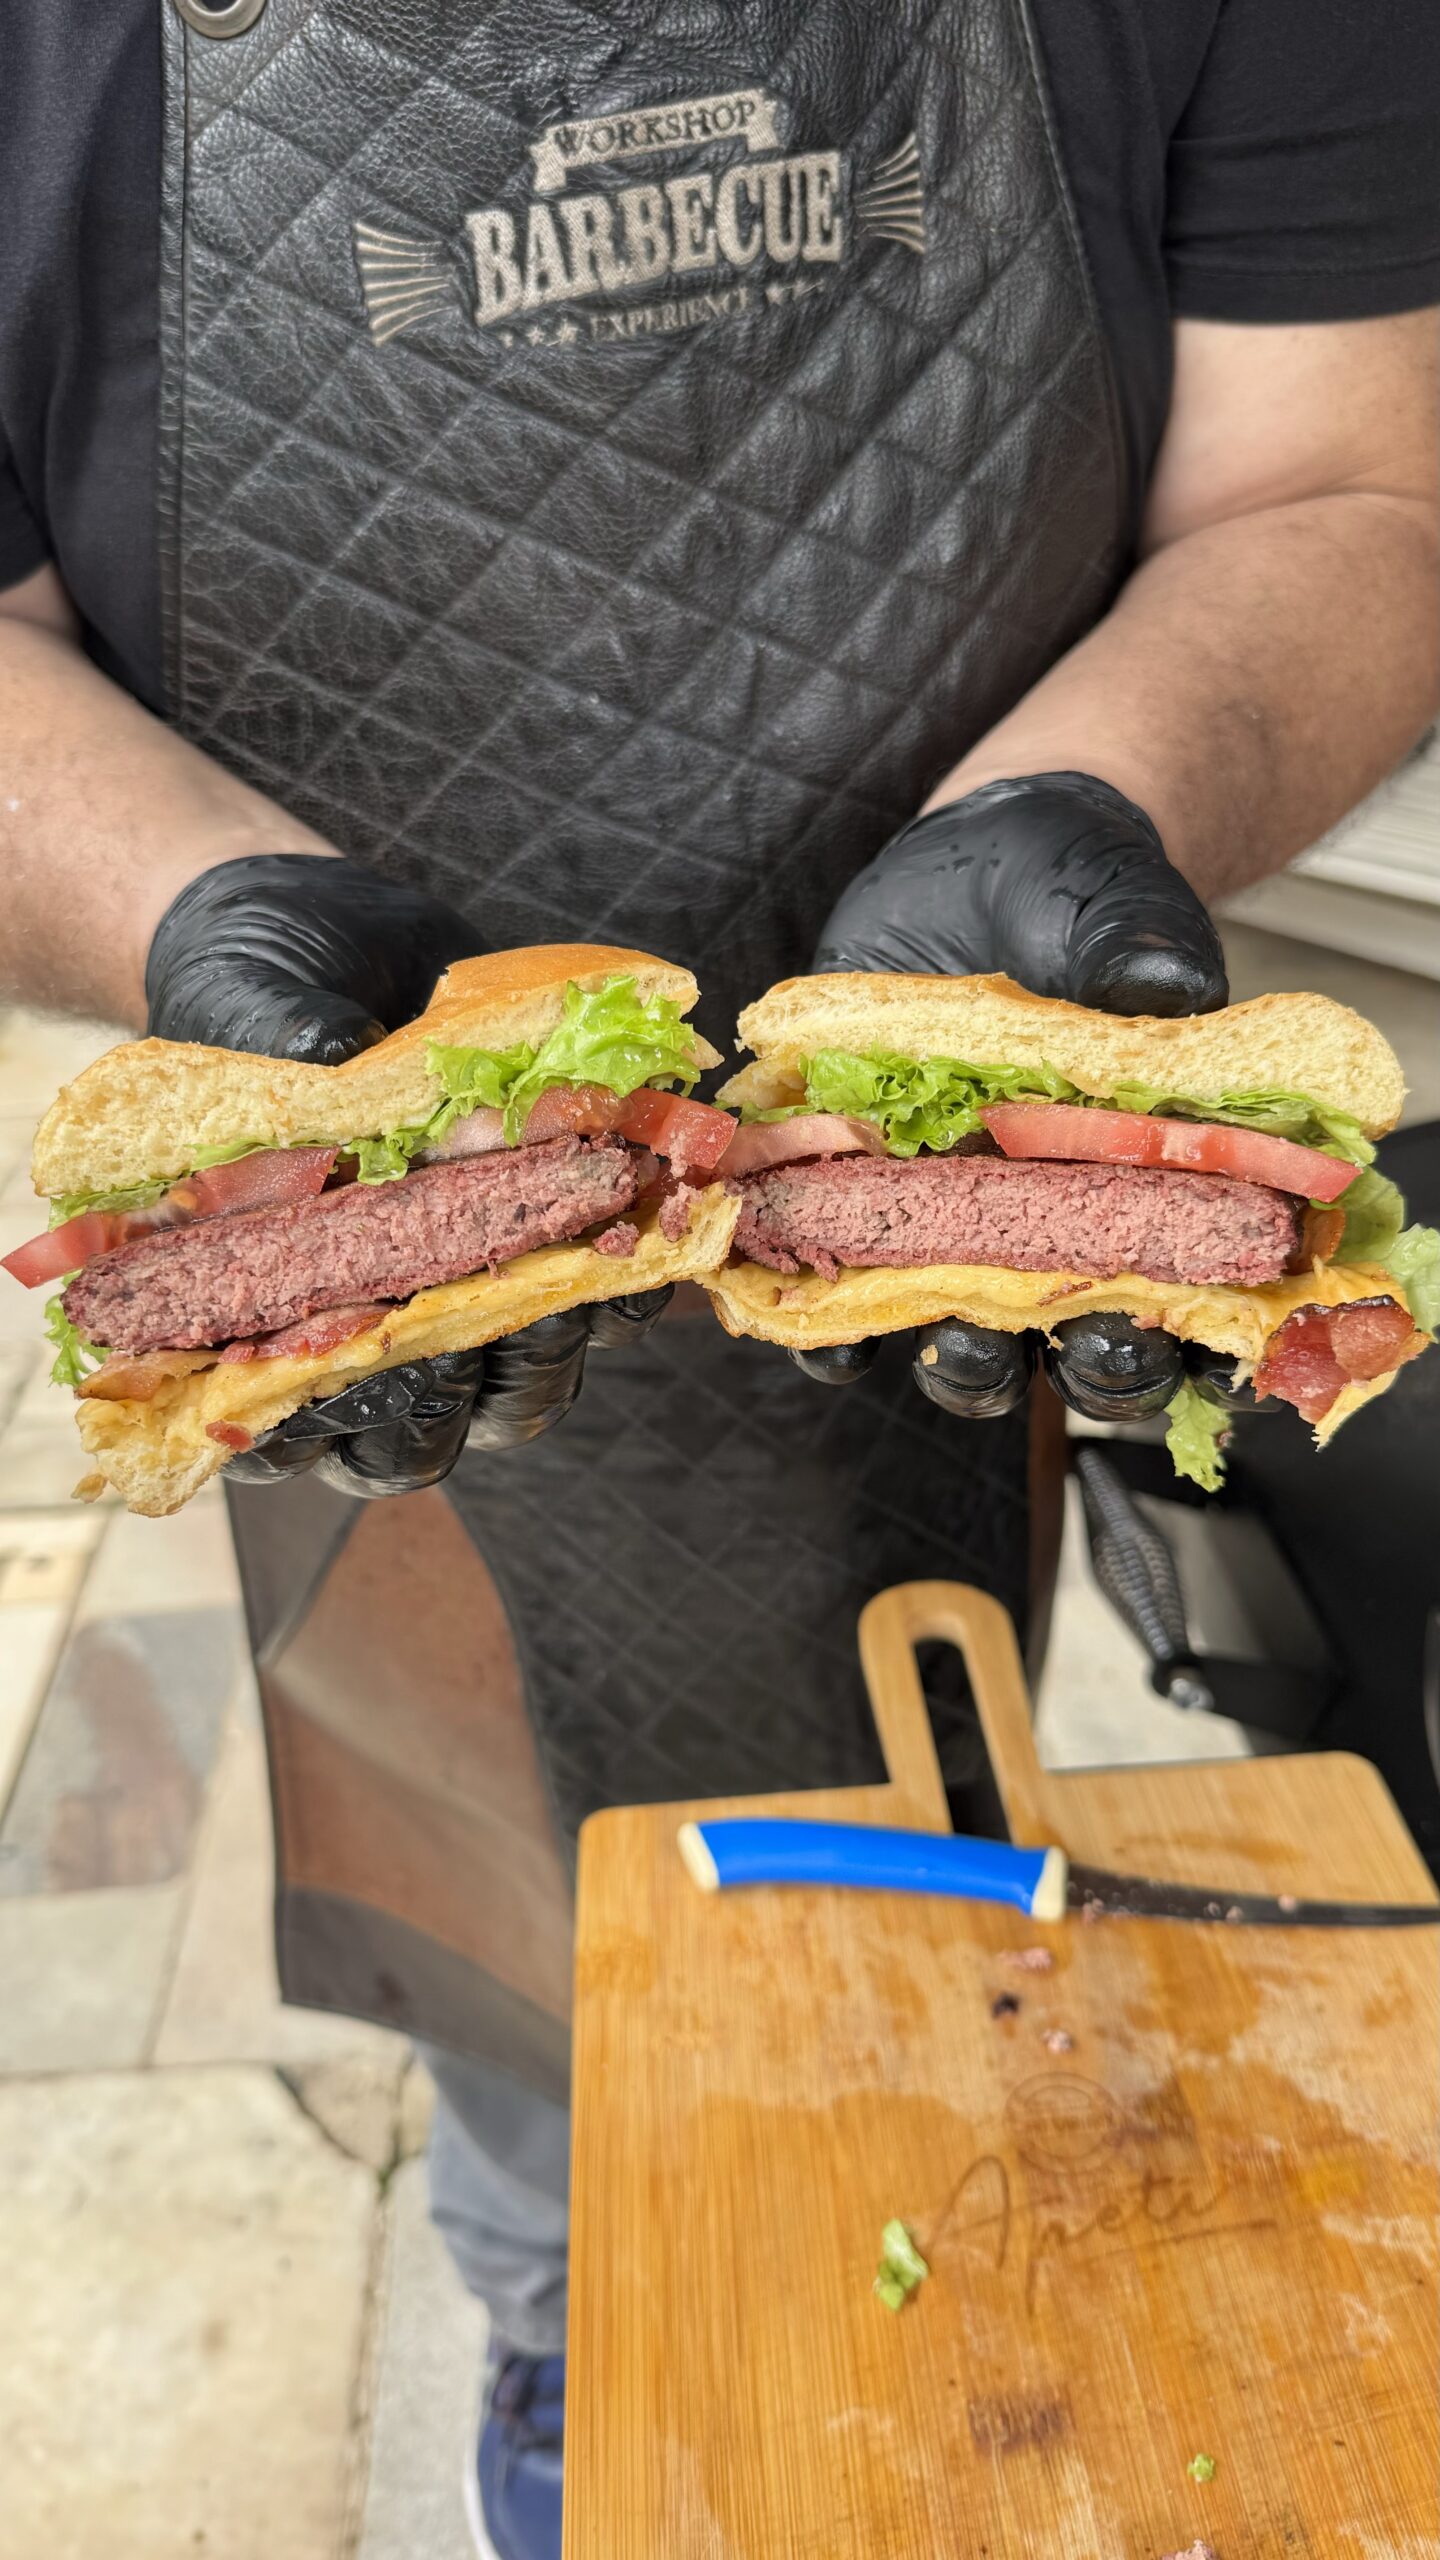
161, 0, 1128, 1048
444, 1317, 1031, 1841
166, 0, 1118, 1830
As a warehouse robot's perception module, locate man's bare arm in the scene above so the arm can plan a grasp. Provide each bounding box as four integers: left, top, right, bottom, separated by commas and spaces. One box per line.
0, 563, 337, 1026
932, 309, 1440, 903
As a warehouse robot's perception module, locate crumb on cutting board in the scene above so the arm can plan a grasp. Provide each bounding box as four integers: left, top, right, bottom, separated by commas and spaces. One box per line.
1159, 2543, 1219, 2560
1041, 2027, 1074, 2054
1000, 1946, 1055, 1973
991, 1992, 1021, 2019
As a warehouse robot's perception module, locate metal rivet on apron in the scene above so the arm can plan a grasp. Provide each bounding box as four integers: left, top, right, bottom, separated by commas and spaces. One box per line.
171, 0, 268, 35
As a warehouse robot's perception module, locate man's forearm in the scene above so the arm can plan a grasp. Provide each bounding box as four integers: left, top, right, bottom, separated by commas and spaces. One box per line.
933, 485, 1440, 905
0, 568, 337, 1025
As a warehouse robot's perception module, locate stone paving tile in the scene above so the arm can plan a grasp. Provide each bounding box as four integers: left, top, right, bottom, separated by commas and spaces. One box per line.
154, 1699, 406, 2070
0, 2064, 378, 2560
76, 1486, 242, 1620
0, 1341, 114, 1503
355, 2155, 487, 2560
282, 2051, 411, 2175
0, 1606, 243, 1895
0, 1510, 106, 1818
0, 1886, 185, 2072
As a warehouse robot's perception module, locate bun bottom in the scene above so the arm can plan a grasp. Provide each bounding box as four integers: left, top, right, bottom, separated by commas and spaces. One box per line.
74, 1188, 740, 1516
703, 1254, 1415, 1447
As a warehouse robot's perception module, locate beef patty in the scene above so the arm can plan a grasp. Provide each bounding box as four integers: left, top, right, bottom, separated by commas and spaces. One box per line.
732, 1155, 1300, 1288
66, 1137, 638, 1352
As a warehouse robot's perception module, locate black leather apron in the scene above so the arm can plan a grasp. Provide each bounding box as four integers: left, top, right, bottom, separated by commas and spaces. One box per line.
160, 0, 1130, 2091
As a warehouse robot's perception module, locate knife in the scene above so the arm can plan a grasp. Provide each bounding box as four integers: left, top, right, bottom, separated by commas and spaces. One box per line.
677, 1819, 1440, 1929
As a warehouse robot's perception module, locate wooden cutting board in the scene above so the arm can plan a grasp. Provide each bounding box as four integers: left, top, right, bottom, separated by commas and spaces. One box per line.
566, 1583, 1439, 2560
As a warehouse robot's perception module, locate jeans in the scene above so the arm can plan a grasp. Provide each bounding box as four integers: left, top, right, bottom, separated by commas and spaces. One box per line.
422, 2042, 571, 2356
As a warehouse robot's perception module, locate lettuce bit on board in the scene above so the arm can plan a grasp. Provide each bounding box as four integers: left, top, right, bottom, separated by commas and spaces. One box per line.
44, 1290, 104, 1388
1187, 2454, 1217, 2485
1164, 1381, 1231, 1493
874, 2218, 929, 2312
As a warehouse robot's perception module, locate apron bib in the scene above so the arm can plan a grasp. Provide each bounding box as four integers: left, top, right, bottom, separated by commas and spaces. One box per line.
160, 0, 1127, 2084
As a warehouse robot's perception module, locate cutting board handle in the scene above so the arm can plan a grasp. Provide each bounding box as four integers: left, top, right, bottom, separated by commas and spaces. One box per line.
858, 1583, 1056, 1846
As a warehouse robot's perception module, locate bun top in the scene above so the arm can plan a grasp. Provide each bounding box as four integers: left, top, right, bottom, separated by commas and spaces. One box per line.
33, 945, 717, 1200
720, 972, 1406, 1136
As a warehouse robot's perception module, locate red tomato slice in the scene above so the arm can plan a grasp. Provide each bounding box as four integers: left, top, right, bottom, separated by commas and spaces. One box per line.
1, 1147, 339, 1291
2, 1211, 128, 1288
613, 1088, 735, 1173
980, 1103, 1358, 1201
179, 1146, 336, 1217
519, 1085, 629, 1144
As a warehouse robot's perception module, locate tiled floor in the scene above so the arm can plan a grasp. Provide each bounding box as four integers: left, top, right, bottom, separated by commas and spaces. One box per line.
0, 1008, 482, 2560
0, 926, 1434, 2554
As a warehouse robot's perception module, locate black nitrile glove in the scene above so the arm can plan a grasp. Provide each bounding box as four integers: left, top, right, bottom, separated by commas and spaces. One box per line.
146, 854, 672, 1495
798, 773, 1245, 1426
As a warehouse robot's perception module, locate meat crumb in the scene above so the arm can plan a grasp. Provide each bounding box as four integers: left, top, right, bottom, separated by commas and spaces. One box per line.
1000, 1946, 1055, 1974
990, 1993, 1021, 2020
1224, 1905, 1245, 1925
1041, 2027, 1074, 2054
592, 1220, 640, 1259
658, 1185, 699, 1243
1159, 2544, 1219, 2560
1080, 1899, 1105, 1926
1277, 1893, 1300, 1914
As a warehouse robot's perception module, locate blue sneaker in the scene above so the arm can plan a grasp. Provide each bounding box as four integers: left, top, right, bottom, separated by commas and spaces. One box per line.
465, 2345, 564, 2560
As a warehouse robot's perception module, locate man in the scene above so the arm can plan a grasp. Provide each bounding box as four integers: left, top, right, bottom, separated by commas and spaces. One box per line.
2, 3, 1437, 2550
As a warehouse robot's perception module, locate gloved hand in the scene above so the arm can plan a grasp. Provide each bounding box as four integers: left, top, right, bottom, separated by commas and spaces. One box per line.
797, 772, 1246, 1425
146, 854, 672, 1495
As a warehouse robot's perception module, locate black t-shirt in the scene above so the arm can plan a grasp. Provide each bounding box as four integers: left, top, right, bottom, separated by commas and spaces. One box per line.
2, 0, 1438, 712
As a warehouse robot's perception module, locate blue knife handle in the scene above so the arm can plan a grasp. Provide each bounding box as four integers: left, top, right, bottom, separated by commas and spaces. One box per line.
679, 1820, 1068, 1919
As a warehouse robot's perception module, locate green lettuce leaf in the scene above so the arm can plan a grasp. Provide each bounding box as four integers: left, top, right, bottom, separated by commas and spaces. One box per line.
794, 1050, 1077, 1157
874, 2218, 929, 2312
51, 1177, 169, 1223
43, 1290, 104, 1387
1164, 1381, 1231, 1493
1107, 1081, 1374, 1166
1332, 1166, 1406, 1263
1323, 1167, 1440, 1330
745, 1054, 1378, 1174
1385, 1222, 1440, 1334
51, 1139, 272, 1223
422, 977, 703, 1154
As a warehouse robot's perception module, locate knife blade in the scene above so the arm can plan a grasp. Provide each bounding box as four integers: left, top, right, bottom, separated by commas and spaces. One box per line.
1065, 1861, 1439, 1928
678, 1819, 1440, 1929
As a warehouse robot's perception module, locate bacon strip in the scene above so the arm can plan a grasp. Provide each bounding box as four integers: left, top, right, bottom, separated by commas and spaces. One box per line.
206, 1421, 254, 1452
1252, 1295, 1426, 1422
78, 1346, 218, 1403
218, 1303, 388, 1364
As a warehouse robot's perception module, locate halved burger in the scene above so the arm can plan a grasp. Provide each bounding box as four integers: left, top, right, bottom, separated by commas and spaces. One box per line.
5, 947, 740, 1515
705, 972, 1438, 1486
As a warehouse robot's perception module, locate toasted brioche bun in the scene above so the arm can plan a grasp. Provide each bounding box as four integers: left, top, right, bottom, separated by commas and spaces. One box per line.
720, 973, 1405, 1135
73, 1188, 740, 1516
33, 945, 721, 1203
705, 1254, 1414, 1448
